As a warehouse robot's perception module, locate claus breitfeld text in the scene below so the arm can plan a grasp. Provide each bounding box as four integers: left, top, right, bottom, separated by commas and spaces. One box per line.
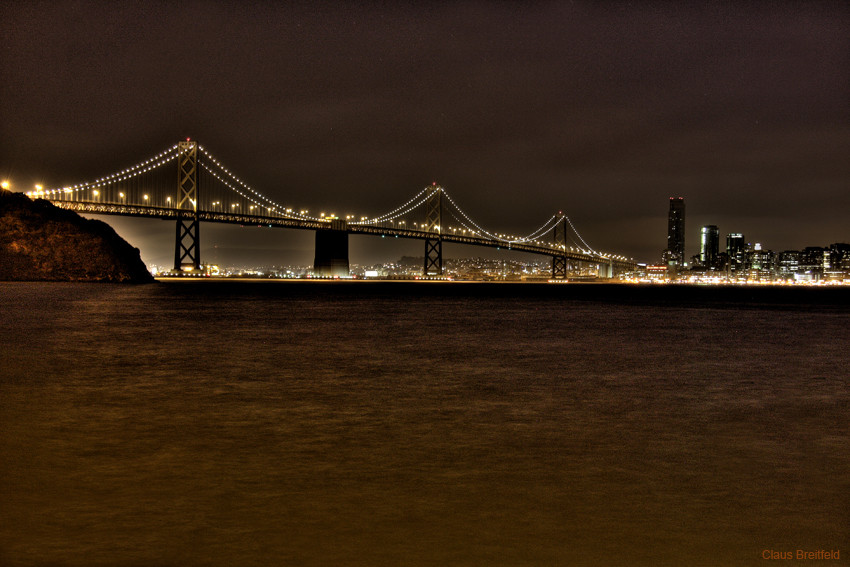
762, 549, 840, 560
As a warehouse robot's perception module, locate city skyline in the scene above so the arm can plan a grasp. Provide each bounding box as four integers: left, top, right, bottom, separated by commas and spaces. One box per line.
2, 2, 848, 266
2, 4, 848, 561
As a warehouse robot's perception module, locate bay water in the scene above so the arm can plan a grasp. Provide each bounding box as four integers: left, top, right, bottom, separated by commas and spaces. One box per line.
1, 281, 847, 566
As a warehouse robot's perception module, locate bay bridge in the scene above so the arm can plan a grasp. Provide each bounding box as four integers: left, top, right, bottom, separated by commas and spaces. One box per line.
28, 140, 636, 278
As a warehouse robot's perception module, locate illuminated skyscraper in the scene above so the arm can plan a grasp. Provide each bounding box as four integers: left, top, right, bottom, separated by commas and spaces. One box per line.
727, 233, 745, 272
777, 250, 801, 280
664, 197, 685, 268
700, 225, 719, 268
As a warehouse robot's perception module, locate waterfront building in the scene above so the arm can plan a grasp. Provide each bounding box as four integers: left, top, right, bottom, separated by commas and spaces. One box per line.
664, 198, 686, 269
699, 225, 720, 269
646, 264, 668, 281
825, 243, 850, 281
745, 243, 775, 281
777, 251, 800, 281
726, 233, 746, 274
799, 247, 826, 280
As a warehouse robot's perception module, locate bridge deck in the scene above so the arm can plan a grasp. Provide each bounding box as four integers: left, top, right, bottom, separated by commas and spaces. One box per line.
48, 200, 636, 269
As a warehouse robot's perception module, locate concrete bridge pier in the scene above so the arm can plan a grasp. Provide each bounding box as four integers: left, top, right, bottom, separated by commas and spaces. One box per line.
313, 219, 350, 277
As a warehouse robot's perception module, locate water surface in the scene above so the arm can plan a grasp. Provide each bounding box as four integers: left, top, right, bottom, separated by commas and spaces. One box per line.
1, 282, 847, 566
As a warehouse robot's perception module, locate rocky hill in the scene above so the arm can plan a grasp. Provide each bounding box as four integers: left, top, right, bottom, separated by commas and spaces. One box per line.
0, 191, 154, 283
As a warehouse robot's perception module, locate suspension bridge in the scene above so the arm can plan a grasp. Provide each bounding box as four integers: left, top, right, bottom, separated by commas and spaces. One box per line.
27, 140, 636, 278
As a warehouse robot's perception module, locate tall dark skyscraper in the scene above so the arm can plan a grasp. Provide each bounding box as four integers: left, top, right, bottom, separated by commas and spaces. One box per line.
700, 225, 720, 268
727, 233, 746, 272
664, 197, 686, 268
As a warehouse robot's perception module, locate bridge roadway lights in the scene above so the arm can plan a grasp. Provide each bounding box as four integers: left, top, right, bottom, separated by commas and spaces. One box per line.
313, 219, 350, 277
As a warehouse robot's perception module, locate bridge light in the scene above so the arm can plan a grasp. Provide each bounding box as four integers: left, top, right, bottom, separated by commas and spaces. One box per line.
1, 181, 9, 190
119, 192, 125, 198
92, 189, 99, 197
143, 194, 149, 201
167, 197, 172, 203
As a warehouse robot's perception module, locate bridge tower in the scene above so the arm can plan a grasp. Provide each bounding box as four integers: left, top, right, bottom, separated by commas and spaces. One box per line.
552, 213, 568, 279
424, 185, 443, 275
174, 140, 201, 271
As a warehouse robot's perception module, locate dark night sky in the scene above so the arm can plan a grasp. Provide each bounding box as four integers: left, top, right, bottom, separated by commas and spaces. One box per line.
2, 1, 848, 267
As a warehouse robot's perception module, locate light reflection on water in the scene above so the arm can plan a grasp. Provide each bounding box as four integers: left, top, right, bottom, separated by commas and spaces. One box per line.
1, 282, 847, 566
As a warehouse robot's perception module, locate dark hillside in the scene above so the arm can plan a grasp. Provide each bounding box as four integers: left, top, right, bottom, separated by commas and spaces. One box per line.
0, 191, 154, 283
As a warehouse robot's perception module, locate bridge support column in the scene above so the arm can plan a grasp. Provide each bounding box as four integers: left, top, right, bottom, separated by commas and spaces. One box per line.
174, 140, 201, 271
424, 186, 443, 276
175, 217, 200, 271
313, 219, 349, 277
552, 213, 568, 279
424, 238, 442, 276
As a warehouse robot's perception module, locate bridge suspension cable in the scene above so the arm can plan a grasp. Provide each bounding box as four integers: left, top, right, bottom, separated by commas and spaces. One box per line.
30, 145, 180, 201
562, 214, 601, 257
356, 182, 603, 256
27, 139, 622, 263
358, 187, 432, 224
442, 190, 563, 246
448, 197, 559, 244
518, 215, 561, 243
198, 145, 321, 221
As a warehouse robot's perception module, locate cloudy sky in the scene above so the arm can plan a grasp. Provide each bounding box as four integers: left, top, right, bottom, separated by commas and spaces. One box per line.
2, 1, 848, 266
